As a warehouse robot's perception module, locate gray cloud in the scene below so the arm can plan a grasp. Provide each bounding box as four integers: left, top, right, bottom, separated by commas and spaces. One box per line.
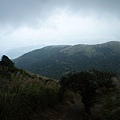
0, 0, 120, 27
0, 0, 49, 27
0, 0, 120, 54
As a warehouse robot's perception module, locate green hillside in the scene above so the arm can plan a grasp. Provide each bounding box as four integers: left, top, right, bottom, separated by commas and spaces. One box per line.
14, 41, 120, 79
0, 55, 61, 120
0, 55, 120, 120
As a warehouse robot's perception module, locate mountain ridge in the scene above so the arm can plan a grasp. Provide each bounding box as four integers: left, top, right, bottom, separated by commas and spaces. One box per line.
13, 41, 120, 79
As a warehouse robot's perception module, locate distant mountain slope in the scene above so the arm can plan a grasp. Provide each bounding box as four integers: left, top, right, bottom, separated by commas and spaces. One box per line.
13, 41, 120, 79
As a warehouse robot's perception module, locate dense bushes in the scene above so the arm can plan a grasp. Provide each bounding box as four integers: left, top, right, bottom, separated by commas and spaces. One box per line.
59, 70, 115, 113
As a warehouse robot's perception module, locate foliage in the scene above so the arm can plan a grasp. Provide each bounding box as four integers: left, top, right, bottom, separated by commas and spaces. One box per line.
95, 88, 120, 120
92, 70, 115, 90
0, 83, 59, 120
59, 70, 115, 113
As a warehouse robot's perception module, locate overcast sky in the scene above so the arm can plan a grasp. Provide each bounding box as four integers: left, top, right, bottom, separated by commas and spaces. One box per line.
0, 0, 120, 52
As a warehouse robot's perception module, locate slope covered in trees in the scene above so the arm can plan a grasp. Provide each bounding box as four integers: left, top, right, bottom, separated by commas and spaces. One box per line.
14, 41, 120, 79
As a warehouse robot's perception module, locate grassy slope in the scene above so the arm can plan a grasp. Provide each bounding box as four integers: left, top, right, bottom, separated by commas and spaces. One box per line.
1, 67, 119, 120
0, 64, 60, 120
0, 64, 85, 120
1, 55, 120, 120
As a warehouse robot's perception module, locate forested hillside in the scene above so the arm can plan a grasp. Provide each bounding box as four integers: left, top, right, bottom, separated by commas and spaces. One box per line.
14, 41, 120, 79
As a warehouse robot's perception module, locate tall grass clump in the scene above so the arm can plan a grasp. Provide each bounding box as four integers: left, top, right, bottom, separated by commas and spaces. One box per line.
0, 76, 60, 120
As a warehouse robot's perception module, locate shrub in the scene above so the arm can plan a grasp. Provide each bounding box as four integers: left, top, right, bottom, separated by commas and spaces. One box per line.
59, 70, 115, 113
